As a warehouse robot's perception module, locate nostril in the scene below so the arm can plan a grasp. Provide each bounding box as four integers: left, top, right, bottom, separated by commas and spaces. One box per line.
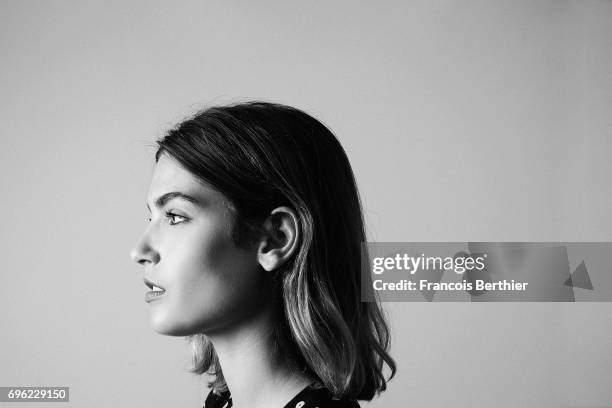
130, 249, 146, 265
130, 241, 159, 265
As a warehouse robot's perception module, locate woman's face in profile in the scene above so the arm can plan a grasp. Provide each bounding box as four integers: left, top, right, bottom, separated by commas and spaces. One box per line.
130, 154, 268, 336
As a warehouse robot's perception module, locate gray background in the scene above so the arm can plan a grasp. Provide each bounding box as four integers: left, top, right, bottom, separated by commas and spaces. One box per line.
1, 1, 611, 407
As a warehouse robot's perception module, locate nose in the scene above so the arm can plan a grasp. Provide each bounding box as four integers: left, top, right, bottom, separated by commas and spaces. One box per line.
130, 233, 160, 265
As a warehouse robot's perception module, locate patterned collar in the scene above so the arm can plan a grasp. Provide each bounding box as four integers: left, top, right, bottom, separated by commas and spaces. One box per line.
203, 383, 361, 408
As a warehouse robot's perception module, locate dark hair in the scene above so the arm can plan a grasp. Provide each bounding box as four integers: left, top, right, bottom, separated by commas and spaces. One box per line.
155, 101, 396, 400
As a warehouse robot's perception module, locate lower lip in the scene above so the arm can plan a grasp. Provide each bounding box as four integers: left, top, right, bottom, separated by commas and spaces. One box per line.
145, 291, 165, 303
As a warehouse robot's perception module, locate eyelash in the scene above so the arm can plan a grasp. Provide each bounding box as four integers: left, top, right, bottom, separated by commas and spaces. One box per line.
147, 212, 188, 226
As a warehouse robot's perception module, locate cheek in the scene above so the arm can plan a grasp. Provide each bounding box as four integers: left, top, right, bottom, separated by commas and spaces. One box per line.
166, 222, 267, 329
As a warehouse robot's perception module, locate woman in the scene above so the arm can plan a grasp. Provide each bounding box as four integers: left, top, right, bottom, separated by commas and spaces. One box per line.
130, 101, 396, 408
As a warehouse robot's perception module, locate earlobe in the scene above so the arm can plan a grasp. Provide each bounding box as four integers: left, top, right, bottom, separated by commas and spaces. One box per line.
257, 206, 300, 272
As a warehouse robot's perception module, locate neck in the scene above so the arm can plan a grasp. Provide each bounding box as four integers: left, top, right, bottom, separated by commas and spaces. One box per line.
207, 305, 312, 408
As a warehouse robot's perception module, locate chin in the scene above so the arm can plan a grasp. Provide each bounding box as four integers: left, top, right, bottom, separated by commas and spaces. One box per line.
151, 322, 201, 337
148, 302, 259, 337
150, 313, 201, 337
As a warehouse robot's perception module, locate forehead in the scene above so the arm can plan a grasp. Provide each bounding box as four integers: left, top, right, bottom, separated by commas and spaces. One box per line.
147, 154, 217, 204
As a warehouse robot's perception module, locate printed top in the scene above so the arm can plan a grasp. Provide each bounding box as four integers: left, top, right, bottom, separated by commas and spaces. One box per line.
203, 383, 361, 408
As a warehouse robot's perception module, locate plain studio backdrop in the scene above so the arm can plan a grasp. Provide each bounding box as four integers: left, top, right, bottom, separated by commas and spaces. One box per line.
1, 1, 611, 407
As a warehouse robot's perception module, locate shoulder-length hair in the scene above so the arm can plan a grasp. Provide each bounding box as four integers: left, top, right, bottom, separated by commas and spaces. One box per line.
155, 101, 396, 401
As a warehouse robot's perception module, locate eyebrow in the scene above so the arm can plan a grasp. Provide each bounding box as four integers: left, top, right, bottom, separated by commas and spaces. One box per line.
147, 191, 202, 212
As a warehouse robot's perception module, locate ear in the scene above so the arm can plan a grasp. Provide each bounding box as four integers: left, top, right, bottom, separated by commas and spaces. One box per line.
257, 206, 300, 272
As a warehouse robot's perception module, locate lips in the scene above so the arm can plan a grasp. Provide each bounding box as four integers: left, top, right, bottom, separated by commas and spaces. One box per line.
144, 277, 165, 293
144, 277, 166, 303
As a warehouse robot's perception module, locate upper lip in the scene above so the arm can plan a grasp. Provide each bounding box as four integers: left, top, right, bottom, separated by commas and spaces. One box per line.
144, 277, 165, 291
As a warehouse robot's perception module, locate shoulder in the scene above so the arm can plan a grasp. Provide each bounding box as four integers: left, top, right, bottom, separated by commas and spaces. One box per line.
202, 385, 361, 408
203, 388, 232, 408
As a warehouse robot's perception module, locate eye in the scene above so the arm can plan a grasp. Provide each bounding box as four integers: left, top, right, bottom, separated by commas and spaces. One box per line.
165, 211, 187, 226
